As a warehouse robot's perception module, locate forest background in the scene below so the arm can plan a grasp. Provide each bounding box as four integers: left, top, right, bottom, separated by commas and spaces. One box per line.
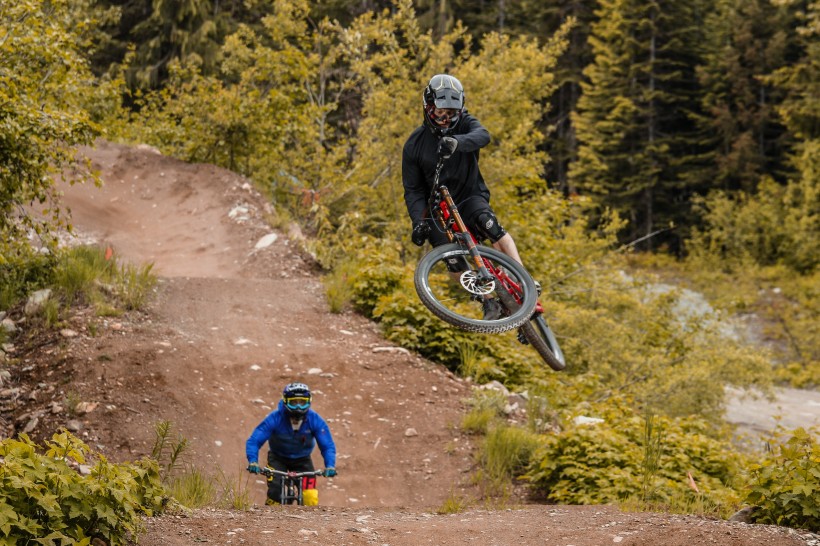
1, 0, 818, 531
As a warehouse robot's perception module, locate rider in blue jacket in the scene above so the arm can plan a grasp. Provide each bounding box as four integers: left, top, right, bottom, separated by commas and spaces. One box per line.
245, 382, 337, 505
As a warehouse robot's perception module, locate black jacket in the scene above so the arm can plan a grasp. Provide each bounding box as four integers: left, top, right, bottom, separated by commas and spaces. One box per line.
401, 113, 491, 224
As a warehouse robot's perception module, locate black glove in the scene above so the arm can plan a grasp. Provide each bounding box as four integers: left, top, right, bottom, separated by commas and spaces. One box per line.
437, 136, 458, 158
411, 221, 430, 247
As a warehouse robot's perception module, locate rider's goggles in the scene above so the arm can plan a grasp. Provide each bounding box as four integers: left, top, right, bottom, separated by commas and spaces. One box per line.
284, 396, 311, 410
432, 109, 459, 123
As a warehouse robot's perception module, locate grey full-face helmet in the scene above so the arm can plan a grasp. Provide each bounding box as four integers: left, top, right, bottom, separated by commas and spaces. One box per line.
423, 74, 465, 136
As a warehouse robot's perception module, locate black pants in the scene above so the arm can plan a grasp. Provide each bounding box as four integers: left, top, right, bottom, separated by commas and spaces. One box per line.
265, 453, 316, 504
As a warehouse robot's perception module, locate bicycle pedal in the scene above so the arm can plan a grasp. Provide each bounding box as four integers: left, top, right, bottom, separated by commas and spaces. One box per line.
517, 330, 529, 345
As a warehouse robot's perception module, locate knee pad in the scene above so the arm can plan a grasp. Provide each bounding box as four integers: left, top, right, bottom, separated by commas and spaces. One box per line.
473, 211, 506, 243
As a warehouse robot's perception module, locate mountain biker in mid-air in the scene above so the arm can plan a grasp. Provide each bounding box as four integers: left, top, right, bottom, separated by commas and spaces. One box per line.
245, 382, 337, 505
401, 73, 538, 321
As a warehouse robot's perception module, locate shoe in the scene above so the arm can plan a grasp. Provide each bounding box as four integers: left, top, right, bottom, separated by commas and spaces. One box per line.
482, 297, 504, 321
533, 279, 542, 296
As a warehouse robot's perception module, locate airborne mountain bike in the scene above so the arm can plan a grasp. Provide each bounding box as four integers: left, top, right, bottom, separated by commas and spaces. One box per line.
413, 158, 566, 371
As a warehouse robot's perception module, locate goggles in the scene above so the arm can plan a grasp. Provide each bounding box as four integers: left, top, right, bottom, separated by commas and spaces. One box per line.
284, 396, 311, 410
432, 108, 460, 124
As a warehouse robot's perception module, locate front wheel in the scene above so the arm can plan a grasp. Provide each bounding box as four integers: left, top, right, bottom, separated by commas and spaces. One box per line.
414, 243, 538, 334
519, 314, 566, 371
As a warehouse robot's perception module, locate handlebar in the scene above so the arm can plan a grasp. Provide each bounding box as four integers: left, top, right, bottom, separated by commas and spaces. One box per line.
257, 467, 327, 478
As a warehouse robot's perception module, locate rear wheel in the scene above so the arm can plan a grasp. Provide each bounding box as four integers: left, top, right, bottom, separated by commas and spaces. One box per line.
519, 314, 566, 371
414, 243, 538, 333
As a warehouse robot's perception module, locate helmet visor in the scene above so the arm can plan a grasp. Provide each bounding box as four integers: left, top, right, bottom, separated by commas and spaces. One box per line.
284, 396, 311, 411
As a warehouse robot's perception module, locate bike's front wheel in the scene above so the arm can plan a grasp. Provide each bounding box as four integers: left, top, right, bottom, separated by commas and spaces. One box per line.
415, 244, 538, 334
519, 314, 566, 371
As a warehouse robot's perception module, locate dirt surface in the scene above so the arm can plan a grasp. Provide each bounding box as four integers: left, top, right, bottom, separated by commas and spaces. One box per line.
3, 140, 817, 545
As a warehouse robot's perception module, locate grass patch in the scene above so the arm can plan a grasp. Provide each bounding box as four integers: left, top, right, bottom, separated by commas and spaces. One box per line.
215, 466, 254, 510
462, 408, 497, 435
461, 390, 507, 435
167, 466, 217, 508
52, 244, 156, 316
323, 259, 356, 314
437, 490, 471, 514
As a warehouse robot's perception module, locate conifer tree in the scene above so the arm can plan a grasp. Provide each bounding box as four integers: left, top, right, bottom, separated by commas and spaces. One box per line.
129, 0, 222, 88
570, 0, 706, 249
692, 0, 793, 194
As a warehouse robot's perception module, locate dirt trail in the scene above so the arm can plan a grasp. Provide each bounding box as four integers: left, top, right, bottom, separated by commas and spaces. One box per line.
55, 140, 477, 509
32, 140, 814, 544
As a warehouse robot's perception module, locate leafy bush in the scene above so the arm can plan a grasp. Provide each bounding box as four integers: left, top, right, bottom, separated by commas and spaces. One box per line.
346, 243, 407, 317
744, 428, 820, 532
0, 431, 167, 545
688, 176, 819, 273
0, 246, 56, 311
526, 403, 744, 512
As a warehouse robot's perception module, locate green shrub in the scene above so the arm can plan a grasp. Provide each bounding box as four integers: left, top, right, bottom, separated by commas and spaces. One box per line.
461, 390, 507, 435
526, 403, 743, 512
55, 245, 111, 305
116, 261, 156, 310
348, 245, 407, 317
774, 362, 820, 389
0, 431, 167, 545
323, 258, 358, 313
744, 428, 820, 532
151, 420, 190, 482
688, 176, 819, 274
0, 245, 56, 310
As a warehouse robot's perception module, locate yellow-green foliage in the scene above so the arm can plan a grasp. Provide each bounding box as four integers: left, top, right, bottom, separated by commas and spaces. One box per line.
0, 431, 167, 545
461, 390, 508, 435
167, 468, 217, 509
0, 0, 108, 273
0, 247, 57, 310
437, 491, 470, 514
474, 425, 542, 500
559, 264, 773, 418
51, 245, 156, 316
525, 402, 744, 511
688, 175, 818, 274
646, 251, 819, 390
480, 426, 541, 482
744, 428, 820, 532
106, 0, 573, 268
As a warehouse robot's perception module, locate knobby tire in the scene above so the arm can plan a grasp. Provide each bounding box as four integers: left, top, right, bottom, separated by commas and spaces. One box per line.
415, 244, 538, 334
519, 314, 566, 371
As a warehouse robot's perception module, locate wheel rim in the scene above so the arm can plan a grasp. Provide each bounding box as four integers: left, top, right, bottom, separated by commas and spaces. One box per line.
415, 244, 538, 333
